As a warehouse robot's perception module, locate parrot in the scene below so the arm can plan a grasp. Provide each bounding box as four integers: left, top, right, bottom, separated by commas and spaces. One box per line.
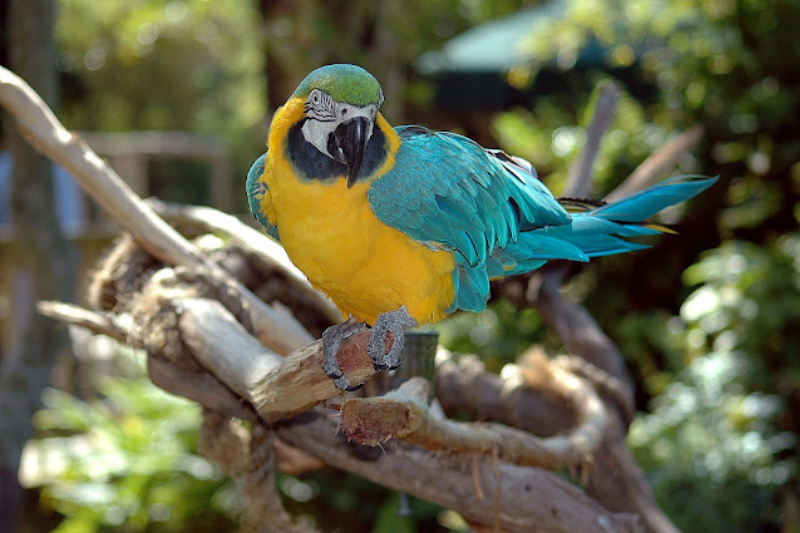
246, 64, 716, 390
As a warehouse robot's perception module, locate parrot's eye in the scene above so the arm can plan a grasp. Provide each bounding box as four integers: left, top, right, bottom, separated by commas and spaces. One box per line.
313, 94, 319, 103
341, 108, 348, 117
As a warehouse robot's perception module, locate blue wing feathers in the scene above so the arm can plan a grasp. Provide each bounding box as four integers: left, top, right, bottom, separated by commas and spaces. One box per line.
368, 126, 716, 314
369, 127, 571, 268
246, 152, 281, 242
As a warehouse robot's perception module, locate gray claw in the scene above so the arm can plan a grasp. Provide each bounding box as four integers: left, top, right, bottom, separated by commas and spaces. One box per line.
322, 317, 368, 390
367, 306, 417, 370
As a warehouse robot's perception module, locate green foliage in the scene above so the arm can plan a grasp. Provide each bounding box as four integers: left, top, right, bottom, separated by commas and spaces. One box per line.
57, 0, 265, 136
24, 368, 236, 532
629, 234, 800, 532
438, 299, 546, 373
55, 0, 268, 192
629, 350, 790, 532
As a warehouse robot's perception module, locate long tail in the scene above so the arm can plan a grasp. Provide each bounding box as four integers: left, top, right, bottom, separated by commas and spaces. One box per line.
487, 175, 718, 277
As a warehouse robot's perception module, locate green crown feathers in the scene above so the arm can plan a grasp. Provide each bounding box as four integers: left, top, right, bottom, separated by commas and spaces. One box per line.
292, 64, 382, 107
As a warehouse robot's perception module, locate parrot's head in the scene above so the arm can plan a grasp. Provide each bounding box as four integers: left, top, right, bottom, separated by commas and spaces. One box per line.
292, 64, 384, 187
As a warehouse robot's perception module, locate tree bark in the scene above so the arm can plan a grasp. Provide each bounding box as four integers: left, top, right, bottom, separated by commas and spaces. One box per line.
0, 0, 76, 531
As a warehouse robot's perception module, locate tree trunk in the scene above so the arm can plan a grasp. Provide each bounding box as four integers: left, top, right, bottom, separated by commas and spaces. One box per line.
0, 0, 76, 530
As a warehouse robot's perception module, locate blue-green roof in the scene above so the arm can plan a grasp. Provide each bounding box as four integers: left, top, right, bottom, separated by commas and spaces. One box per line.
417, 3, 568, 75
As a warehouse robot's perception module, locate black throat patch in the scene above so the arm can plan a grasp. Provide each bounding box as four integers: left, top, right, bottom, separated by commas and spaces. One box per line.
286, 119, 388, 183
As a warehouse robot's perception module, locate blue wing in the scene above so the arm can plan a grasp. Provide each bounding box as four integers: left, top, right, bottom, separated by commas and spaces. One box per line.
369, 127, 571, 266
368, 126, 717, 314
246, 152, 280, 242
369, 126, 576, 312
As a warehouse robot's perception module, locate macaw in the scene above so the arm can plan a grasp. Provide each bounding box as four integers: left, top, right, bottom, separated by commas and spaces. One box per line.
247, 64, 715, 390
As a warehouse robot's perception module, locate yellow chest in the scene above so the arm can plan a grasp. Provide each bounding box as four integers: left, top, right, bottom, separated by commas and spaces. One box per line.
265, 155, 455, 326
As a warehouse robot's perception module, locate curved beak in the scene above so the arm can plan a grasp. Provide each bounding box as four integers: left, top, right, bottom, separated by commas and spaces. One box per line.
329, 117, 370, 188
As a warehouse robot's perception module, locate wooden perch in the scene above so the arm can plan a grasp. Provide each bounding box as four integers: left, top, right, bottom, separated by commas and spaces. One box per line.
178, 297, 379, 422
37, 300, 128, 343
435, 349, 578, 438
0, 64, 313, 356
40, 296, 379, 423
278, 410, 644, 533
340, 363, 608, 469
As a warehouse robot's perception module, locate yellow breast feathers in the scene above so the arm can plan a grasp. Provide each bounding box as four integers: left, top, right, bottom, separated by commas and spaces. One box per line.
260, 97, 455, 325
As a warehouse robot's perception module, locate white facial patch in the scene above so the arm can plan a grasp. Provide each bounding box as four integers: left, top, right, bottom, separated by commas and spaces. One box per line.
302, 89, 378, 159
301, 118, 337, 158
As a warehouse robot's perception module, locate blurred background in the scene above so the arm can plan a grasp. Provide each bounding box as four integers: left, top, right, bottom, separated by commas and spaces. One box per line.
0, 0, 798, 532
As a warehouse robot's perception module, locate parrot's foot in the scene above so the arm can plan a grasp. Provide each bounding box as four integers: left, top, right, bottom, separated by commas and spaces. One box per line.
368, 306, 418, 371
322, 317, 368, 391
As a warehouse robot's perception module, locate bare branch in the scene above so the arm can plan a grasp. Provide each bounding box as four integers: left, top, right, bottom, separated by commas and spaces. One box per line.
0, 65, 313, 355
553, 355, 635, 426
177, 297, 379, 422
36, 301, 128, 343
341, 368, 608, 469
605, 125, 703, 203
199, 413, 316, 533
278, 411, 645, 533
435, 349, 577, 438
530, 271, 680, 533
148, 355, 256, 420
563, 82, 620, 198
241, 422, 315, 533
199, 410, 251, 475
273, 437, 326, 475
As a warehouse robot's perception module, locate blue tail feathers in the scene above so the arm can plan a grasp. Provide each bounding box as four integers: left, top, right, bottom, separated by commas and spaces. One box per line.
448, 175, 717, 314
587, 175, 718, 223
517, 175, 717, 264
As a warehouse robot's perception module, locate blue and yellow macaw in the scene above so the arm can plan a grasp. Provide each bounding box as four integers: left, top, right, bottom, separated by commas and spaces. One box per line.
247, 64, 715, 389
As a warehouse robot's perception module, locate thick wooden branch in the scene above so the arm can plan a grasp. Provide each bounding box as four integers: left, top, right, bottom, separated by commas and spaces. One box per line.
278, 411, 644, 533
42, 296, 647, 532
37, 297, 376, 422
0, 65, 313, 355
341, 364, 608, 469
530, 271, 679, 533
176, 297, 379, 421
435, 350, 577, 437
242, 422, 313, 533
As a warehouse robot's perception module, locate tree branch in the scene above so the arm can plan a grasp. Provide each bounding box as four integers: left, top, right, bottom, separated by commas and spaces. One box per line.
605, 125, 703, 203
0, 65, 314, 356
563, 81, 620, 198
278, 411, 644, 533
37, 300, 128, 343
178, 297, 379, 422
340, 363, 608, 469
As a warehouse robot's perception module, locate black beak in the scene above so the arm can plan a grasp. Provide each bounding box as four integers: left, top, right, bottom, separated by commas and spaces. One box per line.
329, 117, 370, 188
